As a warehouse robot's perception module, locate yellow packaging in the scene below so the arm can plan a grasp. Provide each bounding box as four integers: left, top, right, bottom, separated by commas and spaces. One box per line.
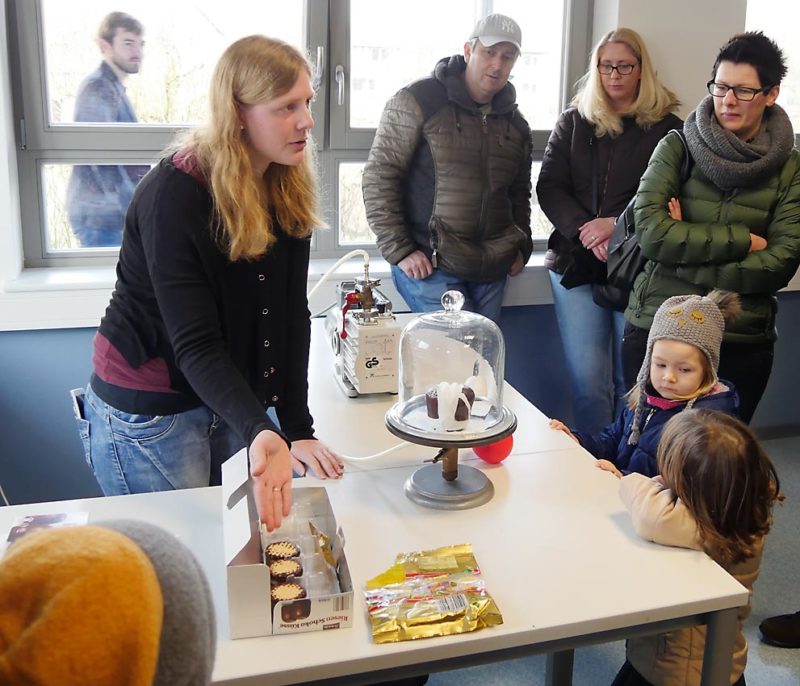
365, 544, 503, 644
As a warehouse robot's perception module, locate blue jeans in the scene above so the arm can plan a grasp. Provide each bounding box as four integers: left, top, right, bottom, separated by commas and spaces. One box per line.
391, 265, 506, 323
548, 271, 626, 434
71, 224, 123, 248
70, 383, 244, 495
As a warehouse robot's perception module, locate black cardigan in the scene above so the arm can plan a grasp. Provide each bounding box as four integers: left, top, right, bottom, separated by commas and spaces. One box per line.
537, 107, 683, 279
94, 156, 314, 448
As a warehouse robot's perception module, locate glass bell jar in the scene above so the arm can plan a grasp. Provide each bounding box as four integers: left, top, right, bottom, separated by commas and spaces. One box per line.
385, 290, 515, 445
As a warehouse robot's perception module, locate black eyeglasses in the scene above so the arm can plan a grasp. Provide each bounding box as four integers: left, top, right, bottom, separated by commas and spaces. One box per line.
597, 62, 638, 75
706, 80, 772, 101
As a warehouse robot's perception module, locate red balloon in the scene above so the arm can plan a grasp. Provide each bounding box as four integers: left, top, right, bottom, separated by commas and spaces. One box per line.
473, 435, 513, 464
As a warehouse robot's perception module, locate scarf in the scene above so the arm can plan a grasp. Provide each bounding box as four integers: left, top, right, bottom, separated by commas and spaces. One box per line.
683, 95, 794, 191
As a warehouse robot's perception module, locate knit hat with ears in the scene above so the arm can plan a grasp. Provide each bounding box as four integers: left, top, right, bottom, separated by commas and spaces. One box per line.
628, 289, 740, 445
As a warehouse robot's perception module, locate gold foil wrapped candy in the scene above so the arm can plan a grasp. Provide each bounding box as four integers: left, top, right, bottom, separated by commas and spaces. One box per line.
364, 544, 502, 644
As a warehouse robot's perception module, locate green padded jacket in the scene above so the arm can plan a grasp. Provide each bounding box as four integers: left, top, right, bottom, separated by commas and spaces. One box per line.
625, 131, 800, 344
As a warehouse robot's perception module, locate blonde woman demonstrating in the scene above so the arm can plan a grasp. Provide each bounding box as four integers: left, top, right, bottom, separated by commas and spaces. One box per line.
71, 36, 343, 530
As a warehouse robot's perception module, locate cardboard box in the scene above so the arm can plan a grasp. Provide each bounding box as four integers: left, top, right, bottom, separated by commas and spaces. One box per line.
222, 449, 353, 639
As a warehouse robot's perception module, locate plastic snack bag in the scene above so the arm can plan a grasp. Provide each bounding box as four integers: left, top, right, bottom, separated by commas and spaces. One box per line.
364, 543, 502, 643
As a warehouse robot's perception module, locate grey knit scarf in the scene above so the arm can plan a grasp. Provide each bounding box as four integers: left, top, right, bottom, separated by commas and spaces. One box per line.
683, 95, 795, 191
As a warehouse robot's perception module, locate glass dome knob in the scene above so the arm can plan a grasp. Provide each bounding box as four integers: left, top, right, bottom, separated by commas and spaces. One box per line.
441, 290, 465, 312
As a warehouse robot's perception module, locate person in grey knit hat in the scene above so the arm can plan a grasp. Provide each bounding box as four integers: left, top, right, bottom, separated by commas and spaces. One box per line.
550, 290, 741, 478
0, 519, 215, 686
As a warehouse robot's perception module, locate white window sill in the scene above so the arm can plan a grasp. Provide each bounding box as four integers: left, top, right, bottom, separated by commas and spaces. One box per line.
4, 255, 798, 332
0, 255, 554, 332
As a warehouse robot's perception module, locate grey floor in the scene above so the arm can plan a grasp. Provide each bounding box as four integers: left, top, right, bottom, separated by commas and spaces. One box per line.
426, 435, 800, 686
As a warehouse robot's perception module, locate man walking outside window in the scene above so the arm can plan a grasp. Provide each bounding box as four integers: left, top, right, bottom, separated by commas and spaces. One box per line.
67, 11, 150, 248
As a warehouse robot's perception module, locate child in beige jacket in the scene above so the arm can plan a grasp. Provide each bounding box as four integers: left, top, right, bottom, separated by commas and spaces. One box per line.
613, 409, 782, 686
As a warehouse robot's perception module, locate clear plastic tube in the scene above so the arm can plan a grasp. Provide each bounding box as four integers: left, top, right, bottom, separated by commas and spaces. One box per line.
338, 442, 408, 462
307, 248, 370, 302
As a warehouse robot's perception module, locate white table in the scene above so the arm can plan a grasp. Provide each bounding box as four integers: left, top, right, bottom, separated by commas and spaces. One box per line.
0, 320, 747, 685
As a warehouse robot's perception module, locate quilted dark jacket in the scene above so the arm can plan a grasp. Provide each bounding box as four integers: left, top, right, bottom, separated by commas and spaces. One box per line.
537, 107, 682, 279
362, 55, 532, 282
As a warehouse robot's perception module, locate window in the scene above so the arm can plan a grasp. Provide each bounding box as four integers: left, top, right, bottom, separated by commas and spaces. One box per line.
745, 1, 800, 136
322, 0, 585, 255
12, 0, 305, 266
41, 2, 304, 127
9, 0, 588, 267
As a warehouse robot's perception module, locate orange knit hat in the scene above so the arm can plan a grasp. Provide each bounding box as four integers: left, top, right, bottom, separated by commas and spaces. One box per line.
0, 525, 163, 685
0, 520, 216, 686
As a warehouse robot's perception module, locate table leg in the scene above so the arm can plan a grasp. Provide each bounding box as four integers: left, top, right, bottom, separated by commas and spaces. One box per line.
545, 650, 574, 686
701, 607, 738, 686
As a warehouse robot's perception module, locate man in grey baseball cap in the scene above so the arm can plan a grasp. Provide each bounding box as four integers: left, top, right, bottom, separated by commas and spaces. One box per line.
363, 13, 531, 324
469, 13, 522, 52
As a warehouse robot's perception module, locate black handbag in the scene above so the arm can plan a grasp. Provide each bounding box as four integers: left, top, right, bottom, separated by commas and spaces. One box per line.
604, 195, 644, 297
605, 129, 691, 297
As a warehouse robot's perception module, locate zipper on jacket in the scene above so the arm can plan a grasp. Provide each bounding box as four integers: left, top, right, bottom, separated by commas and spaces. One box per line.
720, 188, 740, 225
429, 217, 440, 268
597, 144, 614, 217
478, 113, 490, 240
631, 265, 654, 319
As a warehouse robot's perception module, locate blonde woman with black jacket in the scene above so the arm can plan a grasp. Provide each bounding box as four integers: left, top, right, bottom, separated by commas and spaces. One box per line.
537, 27, 681, 434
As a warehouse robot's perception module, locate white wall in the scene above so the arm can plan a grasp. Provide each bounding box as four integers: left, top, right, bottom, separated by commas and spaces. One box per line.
592, 0, 747, 119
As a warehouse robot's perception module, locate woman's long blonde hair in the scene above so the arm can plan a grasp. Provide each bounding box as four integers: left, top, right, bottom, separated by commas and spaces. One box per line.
571, 27, 680, 138
187, 35, 322, 261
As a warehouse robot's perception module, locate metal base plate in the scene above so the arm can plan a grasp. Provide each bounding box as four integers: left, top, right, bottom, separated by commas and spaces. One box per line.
404, 464, 494, 510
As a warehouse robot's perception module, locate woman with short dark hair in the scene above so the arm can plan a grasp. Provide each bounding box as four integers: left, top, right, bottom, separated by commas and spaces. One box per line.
621, 31, 800, 425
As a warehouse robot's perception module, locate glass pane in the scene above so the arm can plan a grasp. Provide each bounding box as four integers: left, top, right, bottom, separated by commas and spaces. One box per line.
42, 0, 304, 126
338, 162, 372, 245
42, 162, 151, 250
349, 0, 564, 130
337, 161, 550, 246
530, 161, 551, 240
494, 2, 564, 131
745, 1, 800, 131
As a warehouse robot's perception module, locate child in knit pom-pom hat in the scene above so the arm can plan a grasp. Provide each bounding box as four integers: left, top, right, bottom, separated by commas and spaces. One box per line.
550, 290, 741, 477
0, 520, 215, 686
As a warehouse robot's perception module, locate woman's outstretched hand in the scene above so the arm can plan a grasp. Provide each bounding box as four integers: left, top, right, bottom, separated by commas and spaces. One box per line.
249, 429, 293, 531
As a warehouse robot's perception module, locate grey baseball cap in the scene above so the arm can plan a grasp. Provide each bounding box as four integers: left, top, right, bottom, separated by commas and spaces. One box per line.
469, 14, 522, 52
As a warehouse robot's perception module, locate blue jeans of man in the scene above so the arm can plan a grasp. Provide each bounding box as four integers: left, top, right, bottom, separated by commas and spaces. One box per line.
71, 224, 123, 248
548, 270, 627, 434
391, 265, 506, 323
71, 383, 245, 495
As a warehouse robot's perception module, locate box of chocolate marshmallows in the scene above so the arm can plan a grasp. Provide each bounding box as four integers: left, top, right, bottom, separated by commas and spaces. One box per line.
222, 448, 354, 639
